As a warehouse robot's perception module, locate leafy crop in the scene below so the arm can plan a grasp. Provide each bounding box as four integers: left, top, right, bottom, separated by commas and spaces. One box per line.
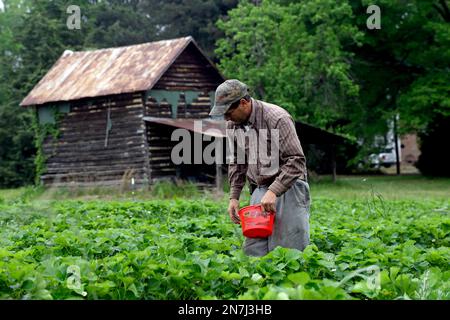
0, 198, 448, 300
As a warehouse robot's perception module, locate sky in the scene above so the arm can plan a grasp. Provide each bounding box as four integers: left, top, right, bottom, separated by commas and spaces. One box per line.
0, 0, 4, 12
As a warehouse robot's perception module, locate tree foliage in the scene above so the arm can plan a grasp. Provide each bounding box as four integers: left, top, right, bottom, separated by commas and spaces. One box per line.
136, 0, 238, 58
216, 0, 363, 128
0, 0, 35, 187
0, 0, 239, 187
349, 0, 450, 136
415, 115, 450, 177
354, 0, 450, 175
216, 0, 449, 175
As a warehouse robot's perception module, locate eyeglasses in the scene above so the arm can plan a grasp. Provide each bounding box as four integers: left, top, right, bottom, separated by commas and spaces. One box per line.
224, 102, 240, 117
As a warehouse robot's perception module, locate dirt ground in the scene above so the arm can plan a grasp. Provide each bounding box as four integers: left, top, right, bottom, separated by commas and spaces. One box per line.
380, 163, 420, 175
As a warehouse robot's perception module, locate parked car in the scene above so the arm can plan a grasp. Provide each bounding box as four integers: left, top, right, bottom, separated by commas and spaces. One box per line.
369, 146, 400, 168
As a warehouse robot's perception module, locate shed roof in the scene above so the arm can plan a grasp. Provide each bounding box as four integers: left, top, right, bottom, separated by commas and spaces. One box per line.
144, 117, 226, 138
295, 122, 349, 145
20, 36, 220, 106
144, 117, 350, 144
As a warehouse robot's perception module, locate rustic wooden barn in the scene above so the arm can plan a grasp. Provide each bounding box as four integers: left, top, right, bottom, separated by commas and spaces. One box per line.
21, 36, 353, 188
20, 36, 225, 187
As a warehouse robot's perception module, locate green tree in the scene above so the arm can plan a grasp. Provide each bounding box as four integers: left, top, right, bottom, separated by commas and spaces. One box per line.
350, 0, 449, 173
395, 1, 450, 131
0, 0, 36, 186
216, 0, 449, 174
349, 0, 449, 135
84, 0, 158, 48
0, 0, 92, 187
137, 0, 239, 58
215, 0, 363, 128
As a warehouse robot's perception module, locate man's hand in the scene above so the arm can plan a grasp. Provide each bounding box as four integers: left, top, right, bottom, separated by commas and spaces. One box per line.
261, 190, 277, 214
228, 199, 240, 224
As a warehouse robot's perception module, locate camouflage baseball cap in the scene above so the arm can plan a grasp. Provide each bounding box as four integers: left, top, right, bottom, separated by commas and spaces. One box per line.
209, 79, 249, 116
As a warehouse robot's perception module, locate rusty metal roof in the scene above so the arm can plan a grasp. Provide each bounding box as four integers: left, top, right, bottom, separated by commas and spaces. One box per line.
144, 116, 226, 138
21, 36, 217, 106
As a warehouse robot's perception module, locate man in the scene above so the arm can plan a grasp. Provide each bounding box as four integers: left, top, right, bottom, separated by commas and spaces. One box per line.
209, 79, 310, 257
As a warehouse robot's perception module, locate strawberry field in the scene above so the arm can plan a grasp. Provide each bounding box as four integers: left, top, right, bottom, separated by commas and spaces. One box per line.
0, 197, 449, 300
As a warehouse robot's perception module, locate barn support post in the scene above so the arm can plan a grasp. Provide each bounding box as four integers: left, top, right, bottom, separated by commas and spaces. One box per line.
216, 164, 223, 193
331, 144, 337, 183
393, 114, 401, 175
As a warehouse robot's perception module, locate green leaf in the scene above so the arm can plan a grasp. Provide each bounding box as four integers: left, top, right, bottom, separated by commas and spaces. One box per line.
287, 272, 310, 286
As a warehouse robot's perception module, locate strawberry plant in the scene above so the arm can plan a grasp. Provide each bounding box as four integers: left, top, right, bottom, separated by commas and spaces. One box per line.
0, 198, 448, 299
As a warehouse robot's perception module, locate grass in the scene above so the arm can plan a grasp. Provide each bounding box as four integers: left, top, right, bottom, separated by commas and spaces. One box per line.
1, 174, 449, 204
0, 175, 448, 300
310, 175, 450, 201
0, 192, 448, 300
0, 180, 208, 202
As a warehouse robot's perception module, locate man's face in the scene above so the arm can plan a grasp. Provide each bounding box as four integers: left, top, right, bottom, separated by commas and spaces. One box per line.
224, 99, 250, 123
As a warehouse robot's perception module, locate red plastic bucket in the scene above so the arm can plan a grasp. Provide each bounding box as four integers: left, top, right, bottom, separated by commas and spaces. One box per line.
238, 204, 275, 238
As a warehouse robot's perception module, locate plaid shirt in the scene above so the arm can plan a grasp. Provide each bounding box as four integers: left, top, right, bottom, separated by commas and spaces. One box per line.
227, 98, 307, 200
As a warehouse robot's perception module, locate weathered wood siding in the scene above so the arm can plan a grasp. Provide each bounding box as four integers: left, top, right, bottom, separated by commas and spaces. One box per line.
39, 42, 224, 186
146, 123, 177, 179
145, 43, 222, 119
145, 43, 223, 181
41, 93, 148, 186
153, 43, 222, 92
